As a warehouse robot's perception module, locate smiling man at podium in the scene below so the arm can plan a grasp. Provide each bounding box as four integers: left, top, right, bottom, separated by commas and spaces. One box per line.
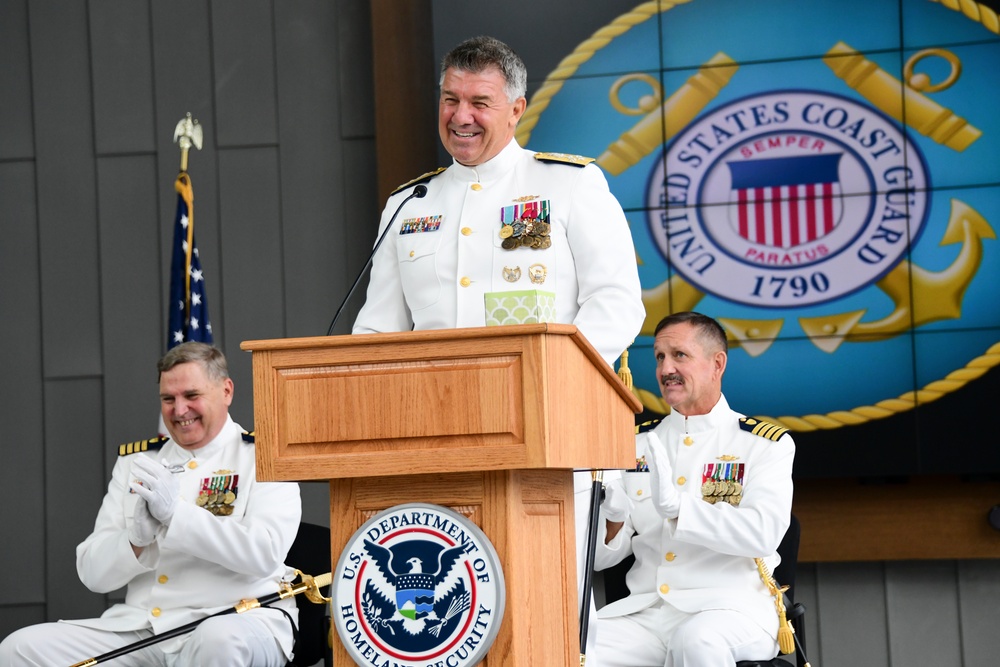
351, 35, 645, 666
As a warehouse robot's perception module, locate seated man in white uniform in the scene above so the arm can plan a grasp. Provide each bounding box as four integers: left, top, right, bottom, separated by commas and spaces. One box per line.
0, 342, 302, 667
594, 312, 795, 667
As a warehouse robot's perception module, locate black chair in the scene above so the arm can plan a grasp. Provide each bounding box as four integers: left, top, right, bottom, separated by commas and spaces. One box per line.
284, 522, 333, 667
599, 514, 808, 667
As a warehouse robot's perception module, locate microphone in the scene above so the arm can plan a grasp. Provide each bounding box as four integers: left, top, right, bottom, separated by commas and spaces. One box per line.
325, 184, 428, 336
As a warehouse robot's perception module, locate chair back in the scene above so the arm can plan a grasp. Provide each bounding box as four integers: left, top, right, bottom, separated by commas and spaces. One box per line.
285, 522, 332, 667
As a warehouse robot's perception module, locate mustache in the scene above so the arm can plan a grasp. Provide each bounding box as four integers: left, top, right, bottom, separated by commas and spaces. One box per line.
660, 373, 683, 385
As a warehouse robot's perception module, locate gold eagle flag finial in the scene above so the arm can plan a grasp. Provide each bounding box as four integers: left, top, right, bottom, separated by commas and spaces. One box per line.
173, 112, 204, 173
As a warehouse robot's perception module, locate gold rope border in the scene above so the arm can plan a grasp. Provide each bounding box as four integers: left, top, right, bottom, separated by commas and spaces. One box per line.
932, 0, 1000, 34
521, 0, 1000, 431
635, 342, 1000, 431
515, 1, 692, 146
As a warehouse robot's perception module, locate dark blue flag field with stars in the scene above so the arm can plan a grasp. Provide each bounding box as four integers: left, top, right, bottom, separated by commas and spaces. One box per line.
167, 172, 212, 349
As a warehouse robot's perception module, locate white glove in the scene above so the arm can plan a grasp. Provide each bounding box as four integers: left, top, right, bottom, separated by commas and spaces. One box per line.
128, 497, 160, 547
602, 480, 633, 523
645, 437, 681, 519
130, 454, 180, 524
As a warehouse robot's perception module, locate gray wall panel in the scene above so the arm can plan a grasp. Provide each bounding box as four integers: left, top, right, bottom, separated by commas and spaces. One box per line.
275, 0, 346, 338
29, 0, 102, 377
89, 0, 156, 155
211, 0, 278, 147
0, 606, 46, 645
958, 559, 1000, 665
886, 561, 962, 664
0, 0, 34, 160
815, 562, 889, 665
96, 155, 164, 450
327, 137, 378, 335
0, 163, 45, 604
217, 147, 284, 426
337, 0, 375, 139
300, 482, 332, 527
44, 378, 108, 622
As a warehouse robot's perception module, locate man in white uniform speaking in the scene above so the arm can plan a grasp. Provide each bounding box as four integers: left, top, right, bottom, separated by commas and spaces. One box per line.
352, 35, 646, 664
594, 312, 796, 667
0, 342, 302, 666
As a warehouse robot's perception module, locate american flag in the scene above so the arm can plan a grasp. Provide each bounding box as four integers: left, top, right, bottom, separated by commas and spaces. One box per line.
727, 153, 843, 249
168, 172, 212, 348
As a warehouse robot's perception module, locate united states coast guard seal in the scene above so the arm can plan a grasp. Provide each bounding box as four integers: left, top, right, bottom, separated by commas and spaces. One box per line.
333, 503, 505, 667
651, 89, 929, 308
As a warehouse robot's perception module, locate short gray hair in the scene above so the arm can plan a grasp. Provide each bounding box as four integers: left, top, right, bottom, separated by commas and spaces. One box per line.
157, 342, 229, 384
440, 35, 527, 102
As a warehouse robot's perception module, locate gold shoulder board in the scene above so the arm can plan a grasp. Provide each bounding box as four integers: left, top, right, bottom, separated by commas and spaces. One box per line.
118, 436, 167, 457
739, 418, 789, 442
635, 418, 662, 435
390, 167, 447, 196
533, 152, 595, 167
242, 431, 255, 444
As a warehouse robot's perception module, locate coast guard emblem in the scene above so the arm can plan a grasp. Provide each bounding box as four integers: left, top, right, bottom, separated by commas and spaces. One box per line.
333, 503, 505, 667
518, 1, 998, 429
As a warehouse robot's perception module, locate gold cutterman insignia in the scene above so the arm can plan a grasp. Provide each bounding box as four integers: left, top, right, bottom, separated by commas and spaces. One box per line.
528, 263, 547, 284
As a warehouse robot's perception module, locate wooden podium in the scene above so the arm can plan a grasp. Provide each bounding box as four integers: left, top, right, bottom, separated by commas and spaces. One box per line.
241, 324, 640, 666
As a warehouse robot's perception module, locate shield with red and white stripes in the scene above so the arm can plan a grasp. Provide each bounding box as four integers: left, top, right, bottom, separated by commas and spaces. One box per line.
727, 154, 844, 249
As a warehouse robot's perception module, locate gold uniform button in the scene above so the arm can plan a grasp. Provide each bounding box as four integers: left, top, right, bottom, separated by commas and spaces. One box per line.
635, 489, 643, 496
151, 607, 162, 617
659, 584, 670, 594
471, 183, 482, 191
677, 476, 687, 485
665, 552, 676, 562
409, 250, 415, 258
460, 277, 472, 287
158, 575, 169, 584
187, 460, 198, 469
461, 227, 472, 236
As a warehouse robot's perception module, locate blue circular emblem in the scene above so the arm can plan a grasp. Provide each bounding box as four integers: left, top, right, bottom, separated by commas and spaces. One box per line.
333, 503, 505, 666
649, 90, 930, 308
518, 1, 1000, 427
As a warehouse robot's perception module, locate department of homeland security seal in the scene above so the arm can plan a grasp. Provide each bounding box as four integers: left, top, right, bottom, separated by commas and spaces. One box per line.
333, 503, 505, 667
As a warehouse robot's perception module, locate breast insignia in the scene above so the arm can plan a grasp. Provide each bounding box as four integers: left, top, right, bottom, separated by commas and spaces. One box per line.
533, 152, 595, 167
118, 436, 167, 457
739, 417, 789, 441
390, 167, 447, 195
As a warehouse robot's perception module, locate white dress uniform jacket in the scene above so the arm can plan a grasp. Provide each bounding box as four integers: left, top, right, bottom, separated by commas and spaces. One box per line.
595, 395, 794, 636
352, 138, 645, 367
70, 416, 302, 657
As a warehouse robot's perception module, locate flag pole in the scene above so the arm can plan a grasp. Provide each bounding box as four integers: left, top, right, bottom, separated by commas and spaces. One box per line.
68, 571, 331, 667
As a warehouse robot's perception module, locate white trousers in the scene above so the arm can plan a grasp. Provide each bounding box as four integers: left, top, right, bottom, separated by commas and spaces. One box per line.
0, 610, 290, 667
595, 602, 779, 667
